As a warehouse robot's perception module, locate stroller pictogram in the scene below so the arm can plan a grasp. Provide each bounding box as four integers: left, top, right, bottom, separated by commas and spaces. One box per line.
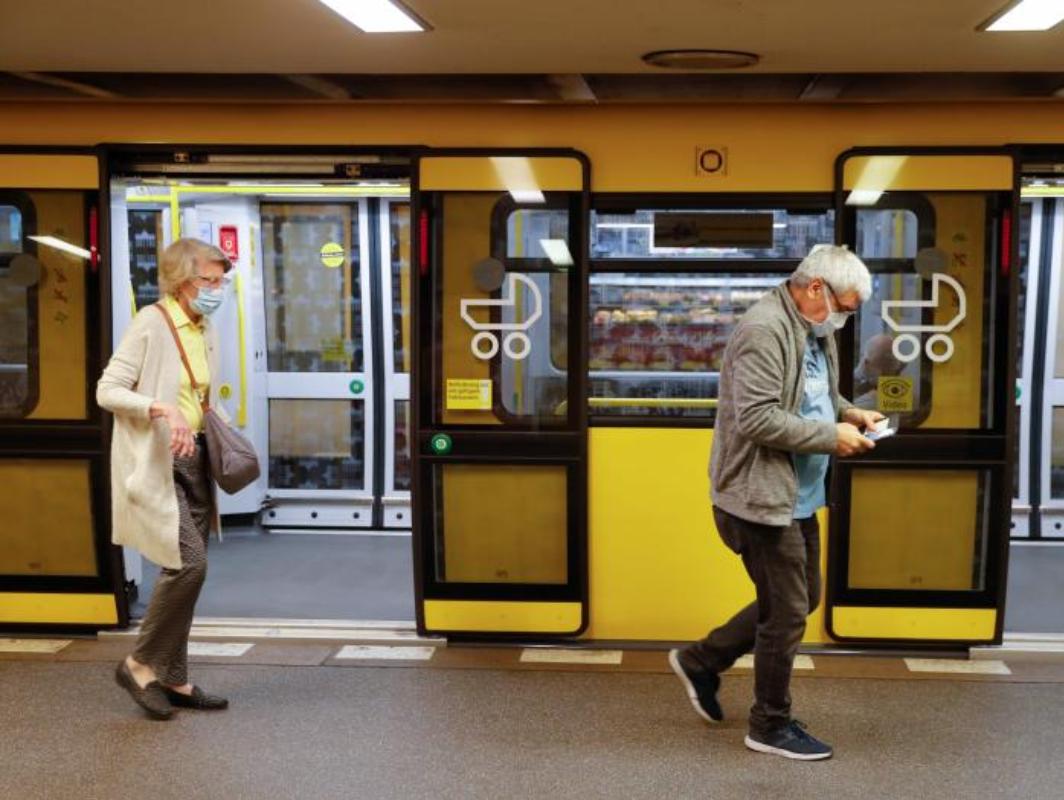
880, 272, 966, 364
460, 272, 543, 361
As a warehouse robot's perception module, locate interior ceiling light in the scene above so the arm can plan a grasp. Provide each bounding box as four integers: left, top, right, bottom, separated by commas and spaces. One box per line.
317, 0, 427, 33
642, 50, 760, 70
981, 0, 1064, 31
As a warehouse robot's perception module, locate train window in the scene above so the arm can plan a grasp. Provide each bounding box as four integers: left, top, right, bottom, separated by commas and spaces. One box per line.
1, 205, 22, 254
589, 273, 786, 419
268, 399, 365, 490
848, 468, 990, 591
590, 208, 834, 260
505, 208, 570, 261
394, 400, 411, 492
128, 209, 163, 309
262, 203, 364, 373
855, 209, 919, 259
390, 202, 411, 373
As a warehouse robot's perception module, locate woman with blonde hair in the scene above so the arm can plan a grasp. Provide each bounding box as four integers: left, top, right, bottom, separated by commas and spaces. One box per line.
98, 237, 233, 720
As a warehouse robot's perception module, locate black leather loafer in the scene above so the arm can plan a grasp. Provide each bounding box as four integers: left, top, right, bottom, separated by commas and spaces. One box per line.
164, 686, 229, 710
114, 661, 173, 720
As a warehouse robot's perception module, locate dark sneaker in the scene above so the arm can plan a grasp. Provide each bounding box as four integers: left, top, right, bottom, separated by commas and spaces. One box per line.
668, 649, 723, 723
744, 720, 833, 761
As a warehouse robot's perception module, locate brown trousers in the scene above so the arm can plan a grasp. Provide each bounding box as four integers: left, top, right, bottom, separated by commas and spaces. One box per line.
132, 444, 211, 686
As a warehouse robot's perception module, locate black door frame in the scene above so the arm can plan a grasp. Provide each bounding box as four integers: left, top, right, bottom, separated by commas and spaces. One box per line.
827, 145, 1020, 646
410, 147, 591, 638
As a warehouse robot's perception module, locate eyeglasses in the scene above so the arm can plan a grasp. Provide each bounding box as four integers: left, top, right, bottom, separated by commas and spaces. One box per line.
823, 281, 859, 315
192, 273, 232, 290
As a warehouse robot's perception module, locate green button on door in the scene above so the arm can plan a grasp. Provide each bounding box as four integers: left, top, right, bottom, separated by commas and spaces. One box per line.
429, 434, 453, 455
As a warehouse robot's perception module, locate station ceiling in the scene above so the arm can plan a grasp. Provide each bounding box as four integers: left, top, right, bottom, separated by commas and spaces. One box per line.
1, 0, 1062, 103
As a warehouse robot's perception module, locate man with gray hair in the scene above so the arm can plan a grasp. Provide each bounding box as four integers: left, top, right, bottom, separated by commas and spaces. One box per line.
669, 244, 883, 760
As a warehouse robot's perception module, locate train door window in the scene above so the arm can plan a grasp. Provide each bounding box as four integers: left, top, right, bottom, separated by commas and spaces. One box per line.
586, 199, 835, 420
382, 199, 412, 525
435, 196, 575, 428
1042, 196, 1064, 533
849, 195, 994, 431
0, 191, 89, 421
263, 203, 364, 374
261, 202, 371, 498
127, 208, 163, 309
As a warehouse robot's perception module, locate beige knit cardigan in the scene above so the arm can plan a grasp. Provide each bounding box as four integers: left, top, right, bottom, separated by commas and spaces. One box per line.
96, 304, 225, 569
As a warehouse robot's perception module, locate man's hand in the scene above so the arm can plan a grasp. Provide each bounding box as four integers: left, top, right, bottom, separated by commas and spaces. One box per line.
842, 407, 886, 432
836, 422, 875, 457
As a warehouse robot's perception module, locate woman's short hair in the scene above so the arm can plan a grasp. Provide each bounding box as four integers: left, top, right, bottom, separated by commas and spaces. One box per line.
791, 244, 872, 301
158, 238, 232, 296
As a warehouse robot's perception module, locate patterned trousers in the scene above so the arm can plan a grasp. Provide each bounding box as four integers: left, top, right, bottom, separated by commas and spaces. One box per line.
132, 443, 211, 686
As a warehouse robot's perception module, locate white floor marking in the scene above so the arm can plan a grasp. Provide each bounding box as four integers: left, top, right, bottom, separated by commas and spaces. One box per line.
0, 638, 71, 654
733, 654, 815, 670
904, 658, 1011, 675
187, 642, 255, 657
519, 648, 623, 665
335, 645, 436, 661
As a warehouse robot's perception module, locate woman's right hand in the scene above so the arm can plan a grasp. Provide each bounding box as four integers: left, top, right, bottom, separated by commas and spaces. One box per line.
150, 402, 196, 457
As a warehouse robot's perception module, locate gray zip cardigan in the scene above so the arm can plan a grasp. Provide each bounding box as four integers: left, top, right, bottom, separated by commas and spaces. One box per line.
709, 283, 853, 527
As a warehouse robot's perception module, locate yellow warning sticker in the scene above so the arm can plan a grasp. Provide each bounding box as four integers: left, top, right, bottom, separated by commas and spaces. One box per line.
878, 376, 914, 413
446, 379, 492, 411
320, 241, 345, 268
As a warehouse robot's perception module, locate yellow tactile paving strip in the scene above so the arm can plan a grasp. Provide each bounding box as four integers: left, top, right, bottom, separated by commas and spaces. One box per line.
2, 638, 1063, 683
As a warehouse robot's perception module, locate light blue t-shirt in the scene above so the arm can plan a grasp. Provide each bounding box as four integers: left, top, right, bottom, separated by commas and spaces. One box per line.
793, 334, 834, 519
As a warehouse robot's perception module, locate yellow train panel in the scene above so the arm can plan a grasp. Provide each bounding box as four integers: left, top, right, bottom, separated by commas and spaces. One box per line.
586, 427, 830, 644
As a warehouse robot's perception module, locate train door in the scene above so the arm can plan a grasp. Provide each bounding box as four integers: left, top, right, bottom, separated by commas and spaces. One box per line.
412, 150, 590, 636
259, 200, 377, 528
107, 149, 414, 622
0, 149, 124, 629
829, 149, 1017, 645
379, 199, 413, 528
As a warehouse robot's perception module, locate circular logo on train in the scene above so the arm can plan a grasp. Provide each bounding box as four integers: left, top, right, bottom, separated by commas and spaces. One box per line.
320, 241, 345, 268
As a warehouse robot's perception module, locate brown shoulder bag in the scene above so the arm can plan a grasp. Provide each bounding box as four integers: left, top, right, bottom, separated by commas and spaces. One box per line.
155, 303, 261, 494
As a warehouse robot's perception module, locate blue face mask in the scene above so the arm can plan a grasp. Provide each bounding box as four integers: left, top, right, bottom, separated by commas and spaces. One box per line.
190, 287, 224, 317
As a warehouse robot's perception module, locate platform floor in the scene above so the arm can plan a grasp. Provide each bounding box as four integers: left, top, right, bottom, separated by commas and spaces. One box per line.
2, 641, 1063, 800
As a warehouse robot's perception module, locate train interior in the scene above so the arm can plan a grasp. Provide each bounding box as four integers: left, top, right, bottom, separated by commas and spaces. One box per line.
107, 154, 415, 622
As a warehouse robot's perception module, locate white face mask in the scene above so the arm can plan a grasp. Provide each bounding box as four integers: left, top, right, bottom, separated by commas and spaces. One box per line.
808, 284, 850, 337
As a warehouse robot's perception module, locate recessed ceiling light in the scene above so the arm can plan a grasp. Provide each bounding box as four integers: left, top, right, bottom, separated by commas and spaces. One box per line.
642, 50, 760, 70
981, 0, 1064, 31
318, 0, 427, 33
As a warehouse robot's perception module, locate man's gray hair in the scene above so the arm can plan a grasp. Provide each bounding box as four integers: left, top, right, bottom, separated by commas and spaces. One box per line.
791, 244, 872, 302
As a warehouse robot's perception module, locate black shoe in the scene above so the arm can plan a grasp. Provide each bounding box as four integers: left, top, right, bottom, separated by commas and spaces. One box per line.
114, 660, 173, 720
668, 649, 723, 723
164, 686, 229, 710
744, 720, 833, 761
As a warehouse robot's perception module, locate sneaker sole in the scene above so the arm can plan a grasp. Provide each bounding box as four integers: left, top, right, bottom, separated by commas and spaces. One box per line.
743, 735, 833, 761
668, 649, 718, 724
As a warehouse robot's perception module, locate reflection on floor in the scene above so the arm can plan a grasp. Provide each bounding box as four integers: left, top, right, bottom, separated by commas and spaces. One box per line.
2, 645, 1063, 800
133, 525, 415, 622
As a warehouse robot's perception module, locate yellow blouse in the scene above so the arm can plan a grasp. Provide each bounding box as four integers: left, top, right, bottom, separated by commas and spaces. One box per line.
161, 294, 210, 433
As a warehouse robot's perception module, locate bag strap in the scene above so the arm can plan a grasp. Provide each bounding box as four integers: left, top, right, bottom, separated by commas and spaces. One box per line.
154, 302, 209, 412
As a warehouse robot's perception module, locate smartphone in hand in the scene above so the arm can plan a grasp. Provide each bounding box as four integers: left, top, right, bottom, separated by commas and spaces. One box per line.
866, 417, 896, 441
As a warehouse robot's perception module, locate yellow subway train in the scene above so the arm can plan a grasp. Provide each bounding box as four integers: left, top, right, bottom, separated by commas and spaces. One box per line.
1, 100, 1062, 647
